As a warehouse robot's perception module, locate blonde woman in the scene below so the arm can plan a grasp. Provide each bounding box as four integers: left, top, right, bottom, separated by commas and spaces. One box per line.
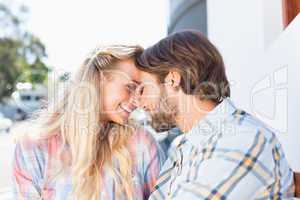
12, 45, 165, 200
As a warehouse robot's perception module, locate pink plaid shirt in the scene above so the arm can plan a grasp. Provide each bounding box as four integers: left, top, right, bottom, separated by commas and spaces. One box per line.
12, 130, 165, 200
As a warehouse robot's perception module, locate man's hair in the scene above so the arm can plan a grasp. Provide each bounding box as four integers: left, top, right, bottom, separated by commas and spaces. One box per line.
135, 30, 230, 103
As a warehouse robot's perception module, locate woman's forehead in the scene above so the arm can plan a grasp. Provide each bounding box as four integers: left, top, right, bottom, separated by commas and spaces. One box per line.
113, 59, 140, 81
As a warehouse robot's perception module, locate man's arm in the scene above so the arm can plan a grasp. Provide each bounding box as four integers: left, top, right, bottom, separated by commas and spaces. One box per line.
171, 132, 294, 199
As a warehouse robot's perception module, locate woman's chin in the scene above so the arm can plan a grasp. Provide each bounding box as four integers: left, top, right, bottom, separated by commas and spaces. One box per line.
112, 114, 130, 126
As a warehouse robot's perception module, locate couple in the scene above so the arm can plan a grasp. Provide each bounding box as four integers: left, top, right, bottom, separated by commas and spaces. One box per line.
12, 30, 294, 200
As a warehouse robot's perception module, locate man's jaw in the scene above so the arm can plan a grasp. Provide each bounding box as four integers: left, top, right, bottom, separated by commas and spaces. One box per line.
149, 108, 177, 132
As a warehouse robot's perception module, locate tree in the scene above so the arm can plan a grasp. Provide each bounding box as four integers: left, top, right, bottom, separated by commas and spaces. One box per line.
0, 37, 22, 99
0, 2, 49, 102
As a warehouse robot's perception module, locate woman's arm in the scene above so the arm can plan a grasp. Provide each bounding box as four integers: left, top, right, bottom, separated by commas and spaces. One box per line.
12, 139, 45, 200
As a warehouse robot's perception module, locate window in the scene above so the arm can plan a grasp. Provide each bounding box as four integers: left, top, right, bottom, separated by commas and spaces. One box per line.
21, 95, 31, 101
282, 0, 300, 28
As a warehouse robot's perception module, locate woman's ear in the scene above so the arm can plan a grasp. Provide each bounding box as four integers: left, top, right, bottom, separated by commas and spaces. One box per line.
164, 70, 181, 88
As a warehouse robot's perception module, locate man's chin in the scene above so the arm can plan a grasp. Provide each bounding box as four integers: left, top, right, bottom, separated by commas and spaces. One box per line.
149, 112, 177, 132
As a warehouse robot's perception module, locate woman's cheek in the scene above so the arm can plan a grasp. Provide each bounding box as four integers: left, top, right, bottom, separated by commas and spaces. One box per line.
110, 86, 128, 107
103, 83, 117, 110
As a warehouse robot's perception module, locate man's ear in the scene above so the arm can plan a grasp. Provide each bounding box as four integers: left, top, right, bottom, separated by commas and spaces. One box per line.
164, 70, 181, 88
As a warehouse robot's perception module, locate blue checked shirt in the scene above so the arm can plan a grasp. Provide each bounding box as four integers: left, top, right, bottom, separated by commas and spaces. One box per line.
149, 98, 295, 200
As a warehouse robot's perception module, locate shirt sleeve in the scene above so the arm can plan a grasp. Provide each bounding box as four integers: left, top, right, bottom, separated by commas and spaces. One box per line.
12, 139, 45, 200
171, 131, 294, 200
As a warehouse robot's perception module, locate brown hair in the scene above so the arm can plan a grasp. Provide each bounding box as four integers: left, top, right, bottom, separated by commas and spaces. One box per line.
135, 30, 230, 103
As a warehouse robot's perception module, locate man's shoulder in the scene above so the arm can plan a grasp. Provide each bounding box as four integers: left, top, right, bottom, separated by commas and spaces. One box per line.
187, 109, 280, 156
224, 110, 277, 145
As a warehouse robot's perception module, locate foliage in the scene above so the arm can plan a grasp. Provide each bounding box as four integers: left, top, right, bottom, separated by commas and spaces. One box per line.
0, 2, 49, 102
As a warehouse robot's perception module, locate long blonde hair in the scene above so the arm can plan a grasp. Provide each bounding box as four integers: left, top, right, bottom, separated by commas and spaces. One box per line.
17, 44, 143, 200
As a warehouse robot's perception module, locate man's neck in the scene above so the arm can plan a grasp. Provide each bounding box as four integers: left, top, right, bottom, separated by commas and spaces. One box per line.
175, 95, 217, 133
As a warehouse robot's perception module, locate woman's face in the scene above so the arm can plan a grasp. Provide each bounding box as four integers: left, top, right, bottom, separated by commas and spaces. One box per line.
101, 58, 140, 125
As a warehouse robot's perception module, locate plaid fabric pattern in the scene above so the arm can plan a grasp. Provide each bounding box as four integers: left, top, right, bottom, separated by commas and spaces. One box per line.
149, 98, 295, 200
12, 130, 165, 200
158, 128, 181, 156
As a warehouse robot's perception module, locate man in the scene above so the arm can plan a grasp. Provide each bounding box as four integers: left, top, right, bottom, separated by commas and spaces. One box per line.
134, 30, 295, 199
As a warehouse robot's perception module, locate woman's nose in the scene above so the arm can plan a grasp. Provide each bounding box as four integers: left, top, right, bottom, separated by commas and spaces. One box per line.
130, 94, 141, 108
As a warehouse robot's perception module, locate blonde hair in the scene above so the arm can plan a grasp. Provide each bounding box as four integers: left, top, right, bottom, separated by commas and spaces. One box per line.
16, 44, 143, 200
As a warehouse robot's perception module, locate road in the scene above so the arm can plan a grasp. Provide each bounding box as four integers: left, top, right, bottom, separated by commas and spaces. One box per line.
0, 131, 15, 199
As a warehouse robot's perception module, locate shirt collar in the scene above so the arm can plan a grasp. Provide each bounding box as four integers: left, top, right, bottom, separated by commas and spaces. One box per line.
182, 98, 238, 147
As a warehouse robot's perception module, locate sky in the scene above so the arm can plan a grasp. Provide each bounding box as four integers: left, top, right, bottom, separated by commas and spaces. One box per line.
15, 0, 168, 73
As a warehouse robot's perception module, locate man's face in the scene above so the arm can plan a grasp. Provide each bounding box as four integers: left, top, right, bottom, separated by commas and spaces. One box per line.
135, 71, 177, 131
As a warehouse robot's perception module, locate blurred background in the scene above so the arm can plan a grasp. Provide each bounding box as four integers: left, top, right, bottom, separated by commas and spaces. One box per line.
0, 0, 299, 198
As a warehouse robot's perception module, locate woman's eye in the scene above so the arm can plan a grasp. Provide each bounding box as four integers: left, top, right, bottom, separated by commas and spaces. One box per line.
126, 84, 137, 93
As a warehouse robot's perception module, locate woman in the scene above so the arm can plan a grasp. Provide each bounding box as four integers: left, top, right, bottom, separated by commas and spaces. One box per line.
12, 45, 165, 200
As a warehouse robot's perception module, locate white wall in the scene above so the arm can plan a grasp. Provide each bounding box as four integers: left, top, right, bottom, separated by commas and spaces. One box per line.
263, 0, 284, 48
207, 0, 300, 171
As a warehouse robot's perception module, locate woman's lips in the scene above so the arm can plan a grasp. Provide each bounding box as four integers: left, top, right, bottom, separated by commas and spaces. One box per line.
120, 104, 134, 114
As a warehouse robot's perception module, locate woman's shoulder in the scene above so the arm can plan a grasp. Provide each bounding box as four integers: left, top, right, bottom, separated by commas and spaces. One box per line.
12, 123, 62, 157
